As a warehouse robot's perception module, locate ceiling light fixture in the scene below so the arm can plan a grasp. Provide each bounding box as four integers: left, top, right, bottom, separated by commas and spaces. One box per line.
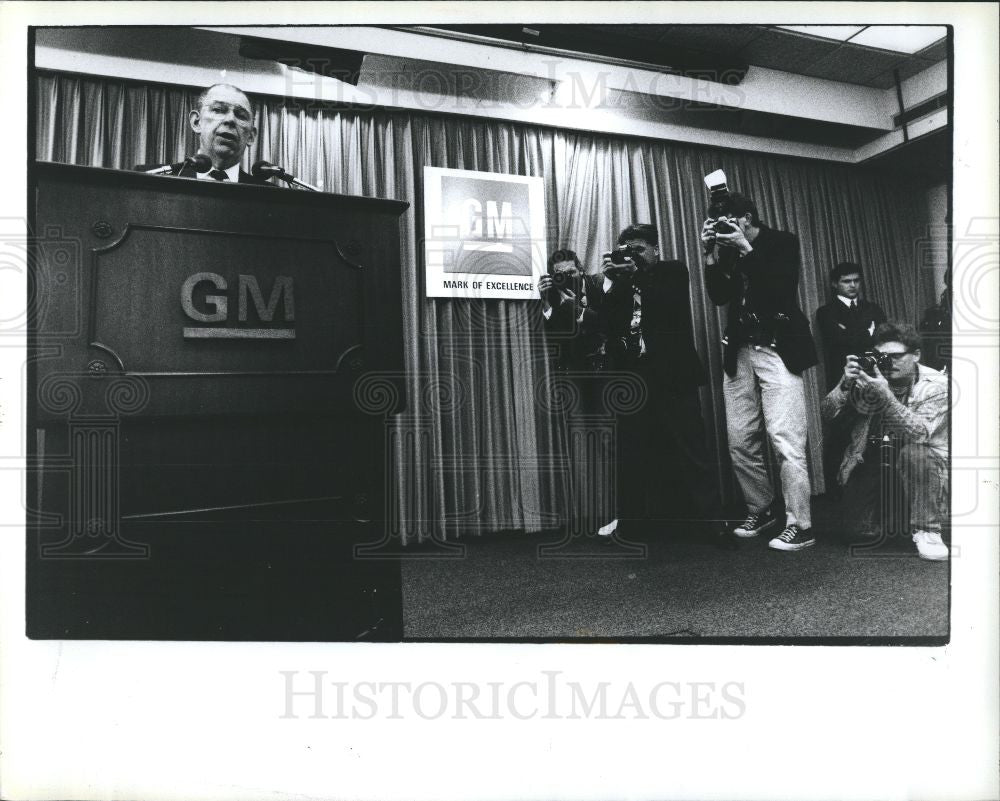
777, 24, 946, 54
848, 26, 946, 54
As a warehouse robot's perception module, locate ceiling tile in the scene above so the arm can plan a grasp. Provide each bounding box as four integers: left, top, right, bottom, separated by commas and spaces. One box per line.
656, 25, 765, 52
879, 56, 938, 85
917, 38, 948, 62
865, 71, 900, 90
424, 24, 948, 88
614, 25, 673, 42
737, 29, 840, 72
804, 45, 905, 85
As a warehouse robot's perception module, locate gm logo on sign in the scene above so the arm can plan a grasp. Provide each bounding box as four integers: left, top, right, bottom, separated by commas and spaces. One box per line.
424, 167, 546, 300
444, 175, 527, 267
181, 272, 295, 339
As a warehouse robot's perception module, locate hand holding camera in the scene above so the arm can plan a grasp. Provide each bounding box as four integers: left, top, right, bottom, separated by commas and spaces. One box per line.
857, 351, 894, 377
601, 249, 638, 282
711, 217, 751, 254
702, 169, 752, 263
841, 354, 863, 388
537, 274, 557, 306
700, 218, 718, 254
538, 273, 577, 309
842, 353, 892, 398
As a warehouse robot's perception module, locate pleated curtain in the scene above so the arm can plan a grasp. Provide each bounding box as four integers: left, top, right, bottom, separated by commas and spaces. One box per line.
35, 71, 937, 543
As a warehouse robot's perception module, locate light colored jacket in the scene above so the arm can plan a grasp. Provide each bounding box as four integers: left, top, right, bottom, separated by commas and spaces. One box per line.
821, 363, 949, 485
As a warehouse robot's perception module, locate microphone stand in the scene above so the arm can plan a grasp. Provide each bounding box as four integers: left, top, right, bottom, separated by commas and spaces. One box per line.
270, 172, 321, 192
145, 154, 211, 176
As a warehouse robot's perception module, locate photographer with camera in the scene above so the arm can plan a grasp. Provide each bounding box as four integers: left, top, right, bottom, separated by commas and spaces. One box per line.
539, 248, 616, 540
701, 173, 818, 551
539, 249, 604, 372
590, 223, 728, 544
821, 322, 949, 560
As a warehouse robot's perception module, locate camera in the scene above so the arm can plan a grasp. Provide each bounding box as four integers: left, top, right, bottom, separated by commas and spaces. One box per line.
550, 269, 581, 291
857, 351, 894, 376
609, 244, 645, 266
703, 168, 741, 241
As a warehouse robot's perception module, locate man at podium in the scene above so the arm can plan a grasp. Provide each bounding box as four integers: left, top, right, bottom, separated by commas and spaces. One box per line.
136, 83, 271, 184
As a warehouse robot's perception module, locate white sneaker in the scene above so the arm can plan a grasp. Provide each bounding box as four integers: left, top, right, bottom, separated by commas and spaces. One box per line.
912, 530, 949, 561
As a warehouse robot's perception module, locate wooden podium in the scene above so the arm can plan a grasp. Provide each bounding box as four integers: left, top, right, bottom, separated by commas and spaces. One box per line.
28, 162, 409, 640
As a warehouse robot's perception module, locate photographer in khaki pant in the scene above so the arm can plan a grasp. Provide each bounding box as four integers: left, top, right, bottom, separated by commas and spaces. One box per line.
700, 176, 819, 552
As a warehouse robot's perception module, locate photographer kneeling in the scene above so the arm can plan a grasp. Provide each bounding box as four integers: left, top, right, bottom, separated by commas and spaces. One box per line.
591, 223, 727, 543
821, 322, 949, 560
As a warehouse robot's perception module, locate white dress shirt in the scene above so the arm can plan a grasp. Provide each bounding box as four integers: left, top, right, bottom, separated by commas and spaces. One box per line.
196, 162, 240, 182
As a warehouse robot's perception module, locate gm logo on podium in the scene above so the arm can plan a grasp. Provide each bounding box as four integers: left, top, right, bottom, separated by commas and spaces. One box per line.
180, 272, 295, 339
424, 167, 546, 299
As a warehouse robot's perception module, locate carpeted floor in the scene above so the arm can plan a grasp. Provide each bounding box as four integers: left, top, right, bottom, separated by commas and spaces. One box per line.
401, 503, 950, 641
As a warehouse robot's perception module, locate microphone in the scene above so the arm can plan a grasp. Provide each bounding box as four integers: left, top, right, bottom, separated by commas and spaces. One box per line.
145, 153, 212, 175
251, 160, 320, 191
251, 159, 286, 179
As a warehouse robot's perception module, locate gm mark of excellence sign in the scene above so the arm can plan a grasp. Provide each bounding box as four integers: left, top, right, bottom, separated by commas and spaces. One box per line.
423, 167, 546, 299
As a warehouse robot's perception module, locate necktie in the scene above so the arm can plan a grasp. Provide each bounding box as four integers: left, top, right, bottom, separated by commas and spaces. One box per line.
209, 169, 229, 181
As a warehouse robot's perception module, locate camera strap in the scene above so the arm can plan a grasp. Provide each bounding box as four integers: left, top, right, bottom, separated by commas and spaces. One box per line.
631, 290, 647, 357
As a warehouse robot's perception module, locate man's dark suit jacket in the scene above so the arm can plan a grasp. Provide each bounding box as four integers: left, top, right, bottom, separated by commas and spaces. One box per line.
542, 274, 606, 373
705, 224, 818, 377
133, 161, 273, 185
590, 260, 708, 392
816, 297, 887, 390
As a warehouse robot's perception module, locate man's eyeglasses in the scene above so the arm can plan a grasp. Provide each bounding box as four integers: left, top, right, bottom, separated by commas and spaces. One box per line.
873, 350, 913, 361
205, 102, 252, 122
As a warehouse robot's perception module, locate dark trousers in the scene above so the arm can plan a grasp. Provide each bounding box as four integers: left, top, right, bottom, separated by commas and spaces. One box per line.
560, 373, 616, 535
616, 378, 722, 529
822, 413, 855, 500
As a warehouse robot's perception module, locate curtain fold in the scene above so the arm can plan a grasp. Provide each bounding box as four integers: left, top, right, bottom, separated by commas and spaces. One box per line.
35, 72, 936, 543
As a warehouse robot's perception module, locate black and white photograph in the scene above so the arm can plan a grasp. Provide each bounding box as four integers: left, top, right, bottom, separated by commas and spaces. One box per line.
1, 3, 997, 801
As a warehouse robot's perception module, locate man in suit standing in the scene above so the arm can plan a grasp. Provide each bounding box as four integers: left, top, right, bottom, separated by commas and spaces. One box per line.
815, 262, 887, 498
588, 224, 727, 543
137, 83, 270, 184
815, 262, 887, 392
701, 193, 819, 551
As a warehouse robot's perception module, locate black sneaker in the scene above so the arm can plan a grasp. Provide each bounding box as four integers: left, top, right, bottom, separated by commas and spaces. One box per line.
768, 524, 816, 551
732, 508, 779, 538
